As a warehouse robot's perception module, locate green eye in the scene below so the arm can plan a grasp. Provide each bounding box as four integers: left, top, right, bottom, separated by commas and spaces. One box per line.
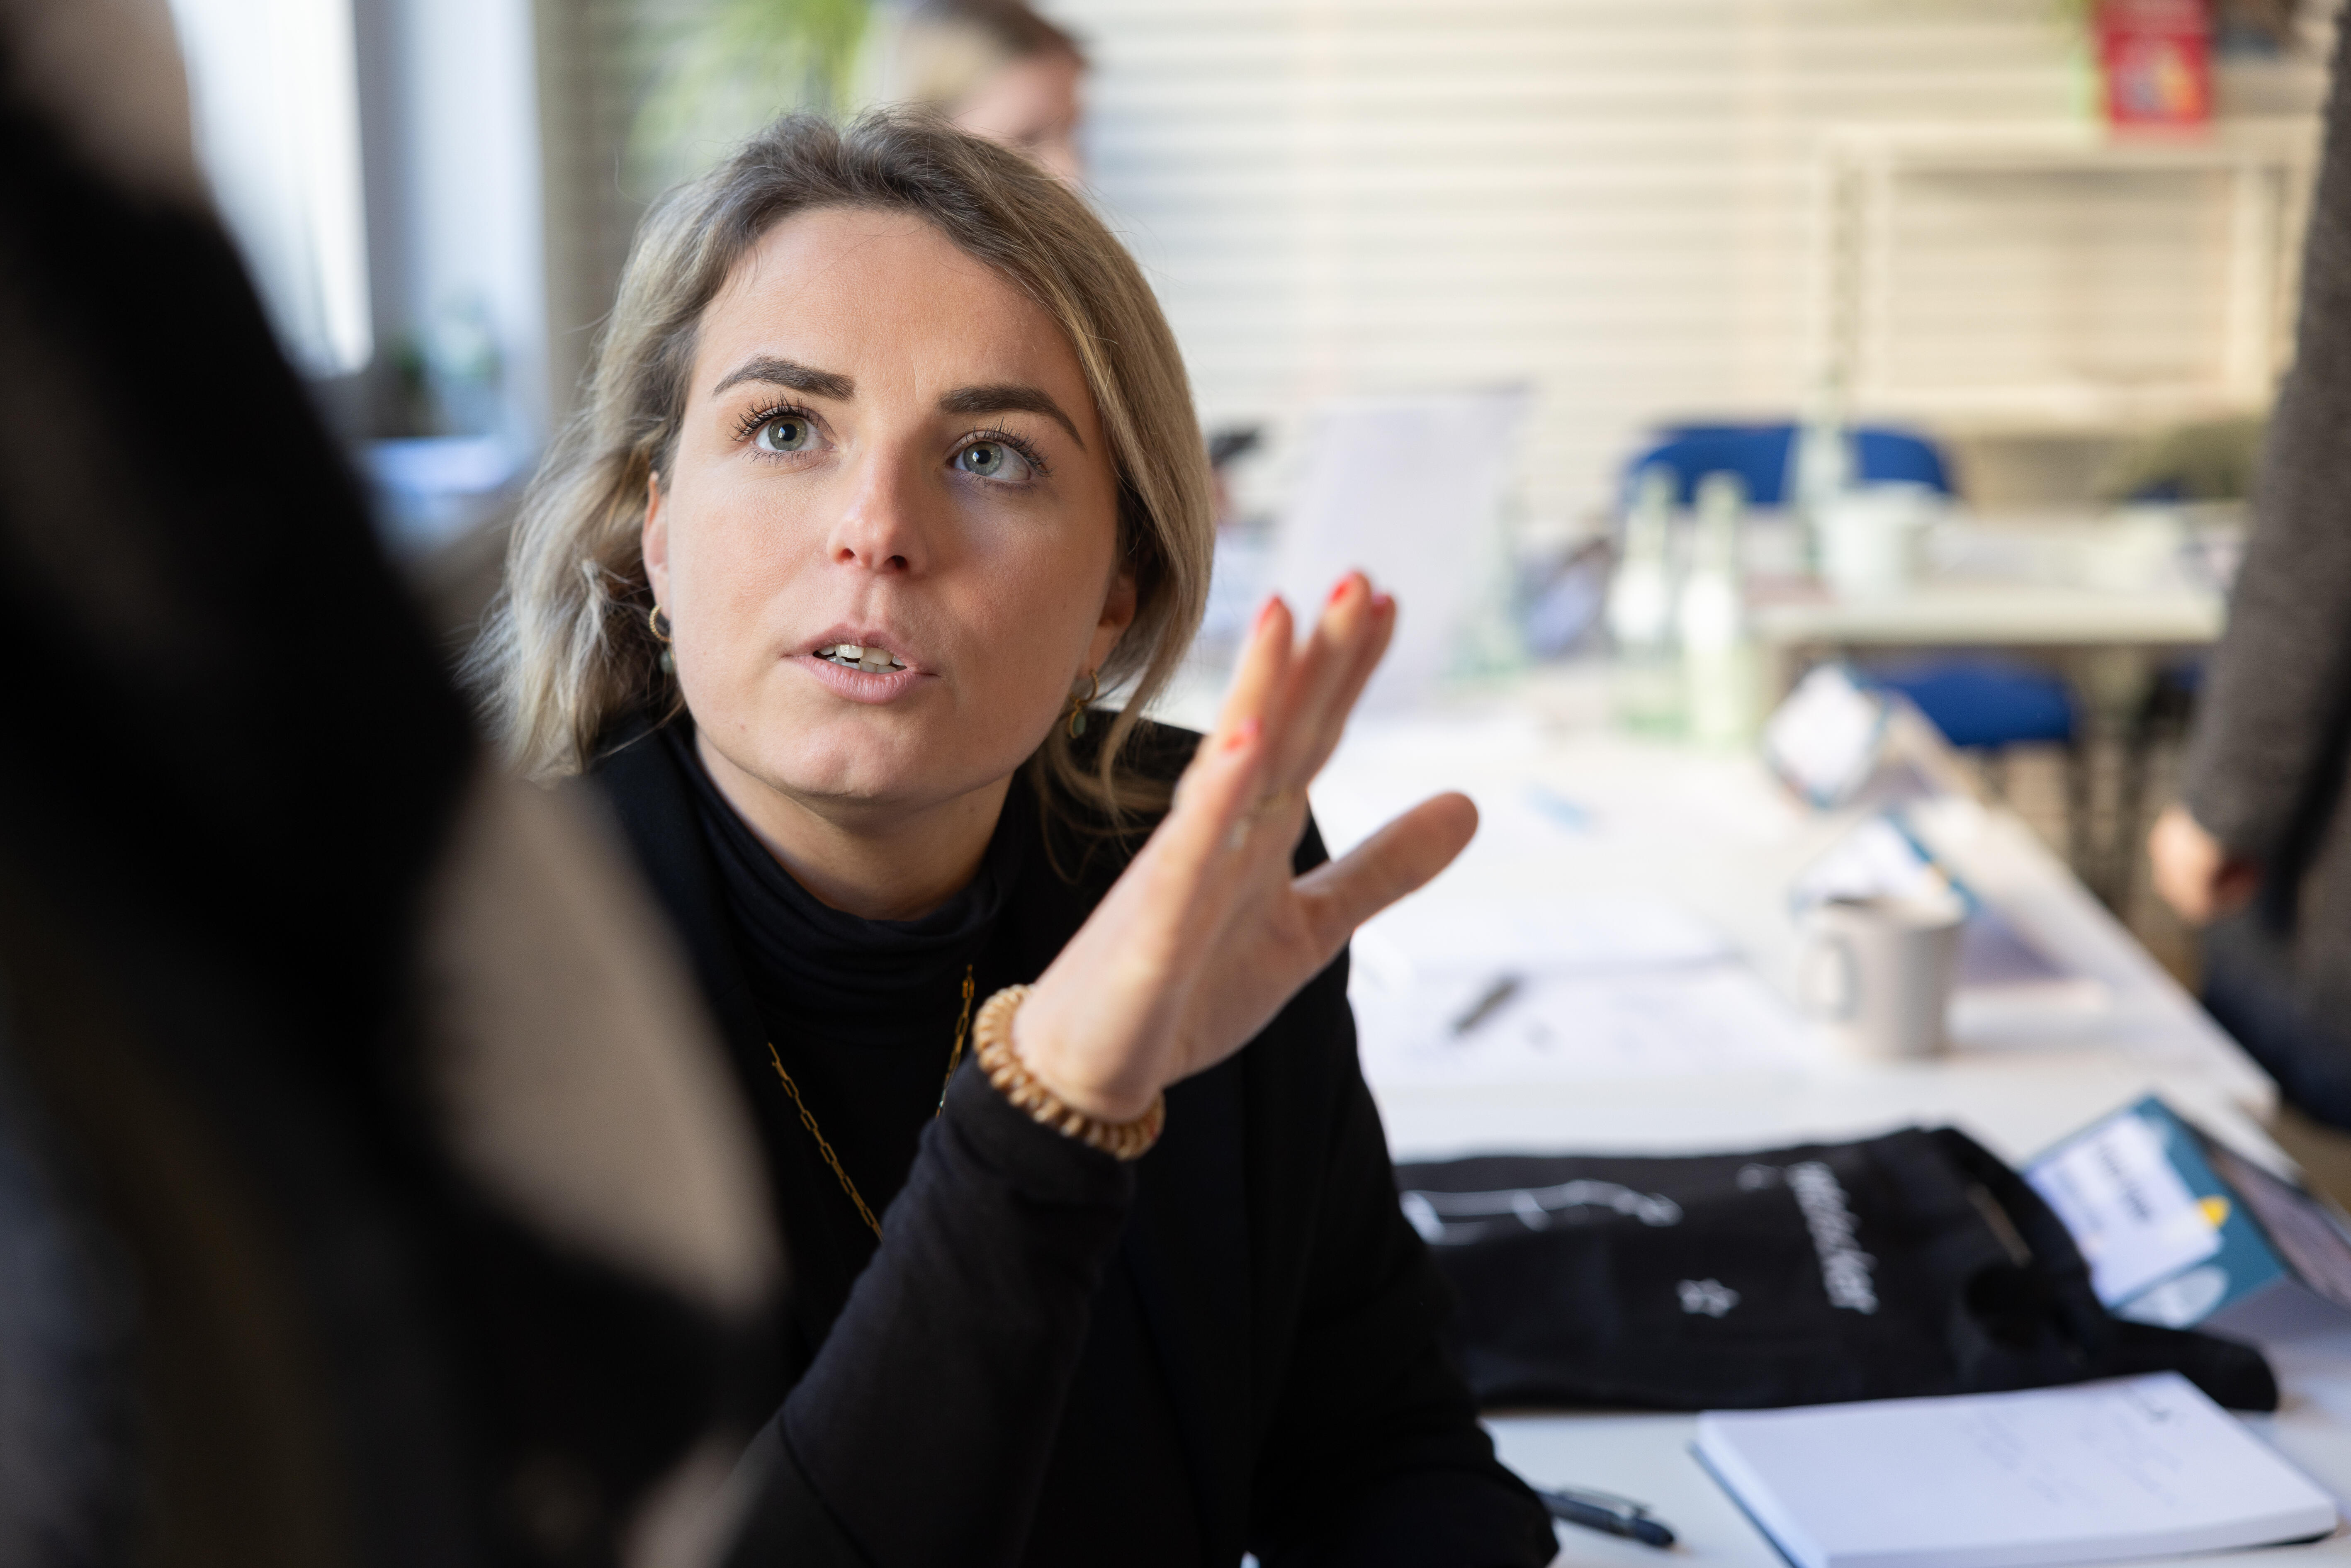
756, 416, 812, 453
955, 440, 1032, 481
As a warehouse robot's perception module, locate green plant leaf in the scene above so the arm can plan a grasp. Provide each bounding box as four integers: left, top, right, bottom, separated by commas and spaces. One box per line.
627, 0, 873, 195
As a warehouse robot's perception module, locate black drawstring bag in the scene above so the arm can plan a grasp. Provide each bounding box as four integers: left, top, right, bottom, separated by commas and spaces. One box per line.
1397, 1127, 2277, 1412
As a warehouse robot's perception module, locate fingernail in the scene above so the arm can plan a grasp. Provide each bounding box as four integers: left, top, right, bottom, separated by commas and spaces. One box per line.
1326, 575, 1354, 608
1224, 716, 1261, 751
1255, 596, 1284, 630
1371, 591, 1394, 613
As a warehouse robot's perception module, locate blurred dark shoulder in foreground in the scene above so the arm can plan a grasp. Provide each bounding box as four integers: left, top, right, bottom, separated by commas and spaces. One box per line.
0, 5, 781, 1564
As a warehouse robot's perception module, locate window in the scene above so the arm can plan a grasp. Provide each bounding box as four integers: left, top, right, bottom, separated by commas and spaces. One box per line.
168, 0, 372, 376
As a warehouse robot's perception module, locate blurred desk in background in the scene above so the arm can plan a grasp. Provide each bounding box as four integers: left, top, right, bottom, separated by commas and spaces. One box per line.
1310, 676, 2264, 1138
1748, 508, 2236, 710
1753, 580, 2220, 661
1745, 508, 2237, 903
1293, 672, 2351, 1565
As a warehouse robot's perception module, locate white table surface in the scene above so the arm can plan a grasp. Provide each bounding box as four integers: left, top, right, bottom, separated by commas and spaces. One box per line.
1744, 510, 2232, 654
1291, 679, 2349, 1566
1751, 581, 2222, 651
1307, 686, 2267, 1127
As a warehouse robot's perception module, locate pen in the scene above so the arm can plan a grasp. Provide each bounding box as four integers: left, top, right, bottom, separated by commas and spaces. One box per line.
1537, 1486, 1677, 1549
1450, 974, 1521, 1036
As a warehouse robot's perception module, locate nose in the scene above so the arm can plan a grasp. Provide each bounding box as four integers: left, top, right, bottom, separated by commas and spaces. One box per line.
825, 445, 929, 575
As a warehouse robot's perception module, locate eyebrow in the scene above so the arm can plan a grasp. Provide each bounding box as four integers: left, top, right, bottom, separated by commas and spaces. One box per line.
938, 383, 1085, 450
711, 356, 854, 401
711, 358, 1085, 450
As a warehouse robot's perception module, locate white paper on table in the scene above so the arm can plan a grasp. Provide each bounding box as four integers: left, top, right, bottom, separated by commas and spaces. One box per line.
1790, 813, 2096, 1002
2027, 1109, 2222, 1306
1352, 894, 1732, 990
1265, 389, 1529, 712
1764, 663, 1889, 808
1789, 814, 1958, 910
1305, 711, 1551, 858
1353, 963, 1816, 1085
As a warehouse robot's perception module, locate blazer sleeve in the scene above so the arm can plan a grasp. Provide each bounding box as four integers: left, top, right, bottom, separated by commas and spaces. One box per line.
2178, 19, 2351, 863
1244, 962, 1558, 1568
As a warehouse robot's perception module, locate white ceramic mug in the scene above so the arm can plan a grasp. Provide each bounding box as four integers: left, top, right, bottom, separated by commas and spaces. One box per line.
1818, 483, 1940, 600
1796, 895, 1964, 1059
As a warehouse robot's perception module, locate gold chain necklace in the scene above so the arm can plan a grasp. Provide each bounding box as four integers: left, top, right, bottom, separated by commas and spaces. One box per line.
765, 963, 976, 1239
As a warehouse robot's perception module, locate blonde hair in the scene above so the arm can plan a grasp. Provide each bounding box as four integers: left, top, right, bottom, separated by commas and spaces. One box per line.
469, 111, 1212, 829
873, 1, 1085, 116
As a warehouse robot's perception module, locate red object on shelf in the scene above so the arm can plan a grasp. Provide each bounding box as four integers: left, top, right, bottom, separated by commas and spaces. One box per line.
2097, 0, 2212, 130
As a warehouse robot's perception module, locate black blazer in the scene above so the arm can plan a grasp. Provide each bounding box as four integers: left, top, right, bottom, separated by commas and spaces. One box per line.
593, 715, 1554, 1568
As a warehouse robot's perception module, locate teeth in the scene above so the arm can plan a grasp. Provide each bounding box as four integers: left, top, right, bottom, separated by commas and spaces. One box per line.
815, 642, 907, 672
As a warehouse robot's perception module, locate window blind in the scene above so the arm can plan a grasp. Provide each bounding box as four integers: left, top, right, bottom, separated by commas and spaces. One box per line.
1045, 0, 2334, 524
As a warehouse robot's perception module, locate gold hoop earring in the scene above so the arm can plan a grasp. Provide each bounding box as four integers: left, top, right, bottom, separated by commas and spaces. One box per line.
1066, 669, 1101, 739
649, 605, 675, 674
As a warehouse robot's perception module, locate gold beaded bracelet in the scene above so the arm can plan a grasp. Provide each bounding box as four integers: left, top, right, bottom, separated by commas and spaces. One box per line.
972, 985, 1165, 1162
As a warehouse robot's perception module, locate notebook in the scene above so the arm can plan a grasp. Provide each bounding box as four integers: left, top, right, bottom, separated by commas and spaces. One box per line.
1695, 1374, 2337, 1568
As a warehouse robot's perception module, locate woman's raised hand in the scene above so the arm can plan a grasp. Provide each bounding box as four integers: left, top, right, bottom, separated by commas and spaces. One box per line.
1012, 573, 1477, 1123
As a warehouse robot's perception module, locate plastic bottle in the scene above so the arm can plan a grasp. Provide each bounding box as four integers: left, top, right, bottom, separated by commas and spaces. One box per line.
1791, 390, 1855, 572
1680, 471, 1761, 748
1607, 465, 1685, 734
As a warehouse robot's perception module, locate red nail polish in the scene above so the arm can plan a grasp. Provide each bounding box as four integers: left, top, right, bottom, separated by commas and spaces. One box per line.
1327, 576, 1353, 607
1371, 591, 1394, 613
1256, 596, 1284, 630
1225, 716, 1261, 750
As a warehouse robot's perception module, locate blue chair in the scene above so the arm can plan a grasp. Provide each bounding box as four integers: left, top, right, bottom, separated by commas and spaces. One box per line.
1865, 655, 2091, 888
1620, 421, 1952, 510
1866, 659, 2076, 750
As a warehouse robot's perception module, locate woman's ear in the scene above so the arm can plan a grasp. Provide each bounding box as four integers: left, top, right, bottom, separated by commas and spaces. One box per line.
1089, 567, 1138, 669
641, 470, 671, 606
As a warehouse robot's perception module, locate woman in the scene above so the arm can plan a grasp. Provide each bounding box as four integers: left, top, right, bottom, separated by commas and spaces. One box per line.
873, 0, 1088, 184
473, 113, 1555, 1567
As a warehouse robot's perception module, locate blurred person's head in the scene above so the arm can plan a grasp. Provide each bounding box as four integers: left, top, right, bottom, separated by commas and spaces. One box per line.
474, 112, 1211, 844
878, 0, 1087, 182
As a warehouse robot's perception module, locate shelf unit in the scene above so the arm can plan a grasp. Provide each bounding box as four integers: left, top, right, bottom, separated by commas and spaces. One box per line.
1808, 118, 2322, 434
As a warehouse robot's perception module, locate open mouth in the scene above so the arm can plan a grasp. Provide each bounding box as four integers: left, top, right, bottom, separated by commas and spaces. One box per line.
816, 642, 908, 673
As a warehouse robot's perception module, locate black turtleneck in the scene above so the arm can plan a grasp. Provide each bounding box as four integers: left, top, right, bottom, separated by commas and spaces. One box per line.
659, 721, 1210, 1564
593, 712, 1558, 1568
674, 723, 1031, 1235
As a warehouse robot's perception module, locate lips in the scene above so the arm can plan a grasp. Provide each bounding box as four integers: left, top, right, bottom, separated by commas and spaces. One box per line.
804, 625, 922, 673
815, 641, 908, 673
795, 626, 928, 704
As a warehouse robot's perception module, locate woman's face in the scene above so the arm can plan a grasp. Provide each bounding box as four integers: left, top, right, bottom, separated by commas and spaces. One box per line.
954, 50, 1085, 185
645, 206, 1132, 827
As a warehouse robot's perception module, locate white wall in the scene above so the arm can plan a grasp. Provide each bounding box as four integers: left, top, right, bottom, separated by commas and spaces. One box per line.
1048, 0, 2333, 528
